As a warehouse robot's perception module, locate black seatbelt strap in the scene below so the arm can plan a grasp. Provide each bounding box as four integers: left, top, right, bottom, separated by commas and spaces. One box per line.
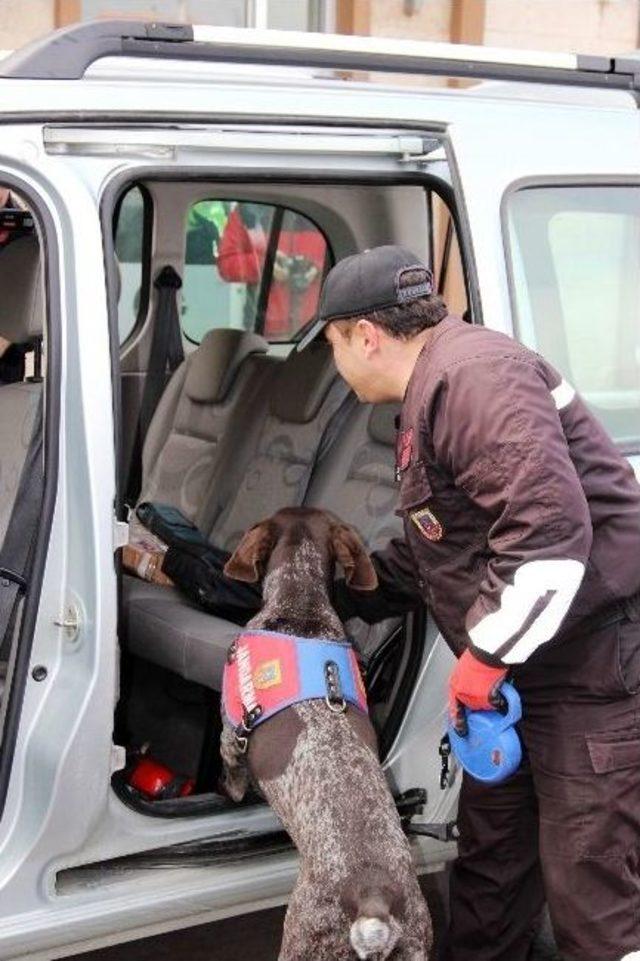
126, 265, 185, 504
0, 397, 43, 662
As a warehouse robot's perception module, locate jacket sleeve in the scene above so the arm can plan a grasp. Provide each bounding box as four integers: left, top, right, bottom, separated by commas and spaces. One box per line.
333, 537, 422, 624
431, 355, 592, 666
217, 209, 262, 283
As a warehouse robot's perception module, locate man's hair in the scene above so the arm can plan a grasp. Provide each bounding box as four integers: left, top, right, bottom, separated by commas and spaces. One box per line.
334, 269, 447, 340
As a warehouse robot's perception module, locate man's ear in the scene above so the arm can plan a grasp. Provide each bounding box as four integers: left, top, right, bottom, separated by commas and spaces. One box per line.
224, 521, 275, 583
330, 523, 378, 591
356, 318, 382, 358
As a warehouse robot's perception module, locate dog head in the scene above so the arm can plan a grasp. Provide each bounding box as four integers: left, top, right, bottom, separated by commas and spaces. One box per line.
223, 507, 378, 591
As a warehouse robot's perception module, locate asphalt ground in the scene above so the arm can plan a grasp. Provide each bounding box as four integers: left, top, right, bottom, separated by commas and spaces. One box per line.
68, 875, 447, 961
67, 874, 560, 961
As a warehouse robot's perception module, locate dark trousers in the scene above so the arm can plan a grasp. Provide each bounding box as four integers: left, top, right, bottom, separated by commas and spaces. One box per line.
445, 614, 640, 961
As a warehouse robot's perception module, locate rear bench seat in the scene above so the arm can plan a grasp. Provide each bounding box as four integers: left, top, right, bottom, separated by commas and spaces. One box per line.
126, 392, 401, 690
305, 401, 403, 661
129, 327, 270, 541
124, 341, 349, 682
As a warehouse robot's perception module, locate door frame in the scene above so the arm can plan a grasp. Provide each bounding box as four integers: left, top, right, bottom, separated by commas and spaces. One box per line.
0, 171, 62, 821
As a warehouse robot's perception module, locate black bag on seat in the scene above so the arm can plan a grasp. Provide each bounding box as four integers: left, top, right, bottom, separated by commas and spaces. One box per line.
136, 502, 261, 623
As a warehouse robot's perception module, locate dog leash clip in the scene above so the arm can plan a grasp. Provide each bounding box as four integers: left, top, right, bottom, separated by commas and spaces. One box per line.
439, 733, 452, 790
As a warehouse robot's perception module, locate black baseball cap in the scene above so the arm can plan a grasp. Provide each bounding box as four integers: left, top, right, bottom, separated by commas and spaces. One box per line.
297, 244, 434, 351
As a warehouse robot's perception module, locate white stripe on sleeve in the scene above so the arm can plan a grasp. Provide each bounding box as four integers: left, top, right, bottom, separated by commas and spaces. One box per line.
468, 559, 585, 664
551, 379, 575, 411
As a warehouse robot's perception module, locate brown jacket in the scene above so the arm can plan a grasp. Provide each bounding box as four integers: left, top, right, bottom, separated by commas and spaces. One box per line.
370, 315, 640, 667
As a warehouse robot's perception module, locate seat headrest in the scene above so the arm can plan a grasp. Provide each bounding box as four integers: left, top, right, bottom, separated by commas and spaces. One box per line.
185, 328, 268, 403
367, 403, 400, 447
0, 235, 44, 342
270, 341, 338, 424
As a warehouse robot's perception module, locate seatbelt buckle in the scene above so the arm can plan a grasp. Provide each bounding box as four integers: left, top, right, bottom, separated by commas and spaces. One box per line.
0, 568, 27, 594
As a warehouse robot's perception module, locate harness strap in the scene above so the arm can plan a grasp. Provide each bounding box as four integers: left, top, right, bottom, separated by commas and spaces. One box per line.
222, 630, 367, 743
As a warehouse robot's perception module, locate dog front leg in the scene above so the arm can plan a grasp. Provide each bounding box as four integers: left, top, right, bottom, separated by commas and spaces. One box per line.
219, 719, 251, 802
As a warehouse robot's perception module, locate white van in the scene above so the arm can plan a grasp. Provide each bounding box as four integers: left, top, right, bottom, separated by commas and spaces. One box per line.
0, 20, 638, 960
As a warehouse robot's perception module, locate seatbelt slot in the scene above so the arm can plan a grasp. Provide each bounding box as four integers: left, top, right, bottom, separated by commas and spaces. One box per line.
0, 568, 27, 593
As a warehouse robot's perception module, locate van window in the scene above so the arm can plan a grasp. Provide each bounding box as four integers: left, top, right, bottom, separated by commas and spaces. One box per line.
506, 185, 640, 451
114, 185, 149, 345
181, 200, 331, 344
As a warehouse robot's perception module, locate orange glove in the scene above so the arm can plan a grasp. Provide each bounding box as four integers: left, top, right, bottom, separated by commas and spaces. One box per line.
448, 649, 507, 734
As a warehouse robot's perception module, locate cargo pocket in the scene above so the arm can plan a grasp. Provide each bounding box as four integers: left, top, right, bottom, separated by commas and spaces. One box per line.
580, 727, 640, 860
586, 729, 640, 776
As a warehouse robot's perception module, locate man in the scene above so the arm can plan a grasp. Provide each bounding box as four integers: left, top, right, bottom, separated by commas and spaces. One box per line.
299, 245, 640, 961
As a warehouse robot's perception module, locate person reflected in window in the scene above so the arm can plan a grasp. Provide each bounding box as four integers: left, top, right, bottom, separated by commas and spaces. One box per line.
217, 204, 325, 337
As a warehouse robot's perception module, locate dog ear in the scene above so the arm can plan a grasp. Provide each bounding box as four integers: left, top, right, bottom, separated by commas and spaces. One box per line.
224, 521, 275, 583
331, 524, 378, 591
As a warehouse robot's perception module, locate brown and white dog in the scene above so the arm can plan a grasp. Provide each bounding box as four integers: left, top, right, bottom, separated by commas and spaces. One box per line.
220, 507, 432, 961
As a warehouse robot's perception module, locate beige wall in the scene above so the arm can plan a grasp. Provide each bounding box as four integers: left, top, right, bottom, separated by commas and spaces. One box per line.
362, 0, 639, 54
0, 0, 54, 51
370, 0, 452, 42
484, 0, 639, 55
0, 1, 638, 56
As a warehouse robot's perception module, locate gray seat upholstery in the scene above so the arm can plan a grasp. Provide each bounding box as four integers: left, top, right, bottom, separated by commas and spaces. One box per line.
306, 401, 403, 660
130, 328, 269, 540
126, 392, 401, 690
0, 235, 44, 546
125, 341, 350, 685
205, 340, 349, 551
124, 578, 238, 685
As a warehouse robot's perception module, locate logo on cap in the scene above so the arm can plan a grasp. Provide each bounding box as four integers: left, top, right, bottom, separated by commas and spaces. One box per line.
395, 265, 434, 302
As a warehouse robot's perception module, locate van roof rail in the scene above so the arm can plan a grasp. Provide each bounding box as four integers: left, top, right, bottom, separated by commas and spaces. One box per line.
0, 19, 638, 91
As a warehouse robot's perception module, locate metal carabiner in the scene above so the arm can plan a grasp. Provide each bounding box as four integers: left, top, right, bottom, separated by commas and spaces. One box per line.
235, 734, 249, 754
325, 695, 347, 714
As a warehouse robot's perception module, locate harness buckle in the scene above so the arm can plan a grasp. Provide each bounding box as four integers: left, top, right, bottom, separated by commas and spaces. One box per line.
235, 734, 248, 754
243, 704, 263, 728
324, 660, 347, 714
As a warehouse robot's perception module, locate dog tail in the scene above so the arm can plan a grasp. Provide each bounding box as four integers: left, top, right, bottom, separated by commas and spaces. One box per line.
341, 867, 403, 960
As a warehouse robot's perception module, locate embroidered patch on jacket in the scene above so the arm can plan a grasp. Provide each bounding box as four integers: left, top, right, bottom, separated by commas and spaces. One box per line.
253, 659, 283, 690
411, 506, 444, 542
395, 427, 413, 478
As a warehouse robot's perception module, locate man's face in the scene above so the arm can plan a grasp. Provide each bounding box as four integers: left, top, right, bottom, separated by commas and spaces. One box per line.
324, 320, 390, 403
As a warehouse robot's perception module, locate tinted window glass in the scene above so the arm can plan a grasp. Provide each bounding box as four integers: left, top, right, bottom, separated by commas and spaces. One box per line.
263, 208, 328, 342
506, 186, 640, 450
114, 186, 147, 345
182, 200, 330, 344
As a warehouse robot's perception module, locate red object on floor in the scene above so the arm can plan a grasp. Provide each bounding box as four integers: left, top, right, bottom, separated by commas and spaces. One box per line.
128, 756, 195, 800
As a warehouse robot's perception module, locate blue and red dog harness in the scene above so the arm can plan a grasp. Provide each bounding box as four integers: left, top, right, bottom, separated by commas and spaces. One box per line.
222, 630, 368, 750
